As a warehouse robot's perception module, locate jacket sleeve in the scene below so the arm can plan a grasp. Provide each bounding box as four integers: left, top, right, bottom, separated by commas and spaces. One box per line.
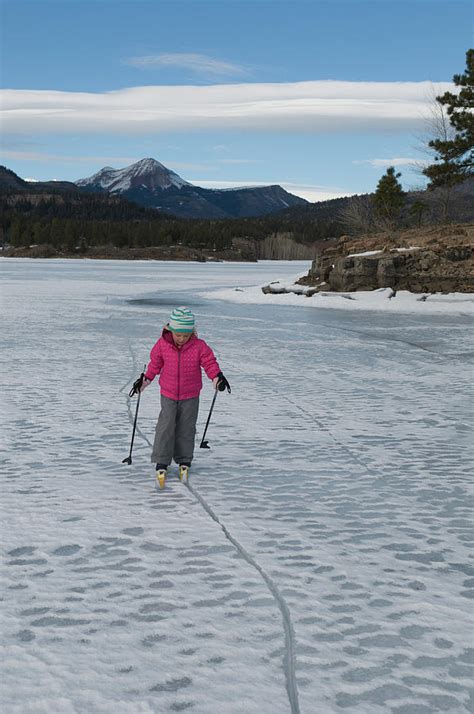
200, 341, 221, 380
144, 340, 164, 381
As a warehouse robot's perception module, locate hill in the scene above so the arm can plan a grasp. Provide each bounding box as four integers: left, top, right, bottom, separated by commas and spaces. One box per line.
1, 164, 473, 263
0, 166, 331, 260
276, 179, 474, 226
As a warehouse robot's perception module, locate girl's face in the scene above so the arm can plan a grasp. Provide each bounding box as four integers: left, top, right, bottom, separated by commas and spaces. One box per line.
172, 331, 192, 347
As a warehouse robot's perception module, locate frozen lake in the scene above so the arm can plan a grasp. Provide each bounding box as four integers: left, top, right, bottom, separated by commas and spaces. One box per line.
1, 258, 473, 714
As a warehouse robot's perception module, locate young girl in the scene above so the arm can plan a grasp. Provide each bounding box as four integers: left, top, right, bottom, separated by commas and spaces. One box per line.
134, 306, 230, 488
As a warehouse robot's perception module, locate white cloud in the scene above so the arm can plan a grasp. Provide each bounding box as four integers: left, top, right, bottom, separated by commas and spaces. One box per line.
1, 137, 43, 149
0, 80, 454, 136
193, 179, 353, 202
353, 157, 421, 168
124, 53, 247, 78
281, 183, 354, 203
1, 150, 141, 164
1, 150, 259, 174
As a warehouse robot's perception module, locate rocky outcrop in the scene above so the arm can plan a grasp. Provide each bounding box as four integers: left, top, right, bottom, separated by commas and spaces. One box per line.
300, 224, 474, 294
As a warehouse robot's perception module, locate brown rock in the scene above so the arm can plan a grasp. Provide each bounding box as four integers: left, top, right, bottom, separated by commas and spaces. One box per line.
300, 223, 474, 294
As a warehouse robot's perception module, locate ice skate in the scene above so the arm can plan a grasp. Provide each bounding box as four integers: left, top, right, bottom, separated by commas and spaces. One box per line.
155, 465, 167, 489
179, 464, 189, 482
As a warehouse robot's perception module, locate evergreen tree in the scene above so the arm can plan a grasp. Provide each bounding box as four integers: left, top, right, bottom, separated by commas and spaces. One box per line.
409, 200, 428, 227
32, 221, 47, 244
63, 221, 76, 252
423, 49, 474, 188
78, 234, 88, 253
50, 218, 63, 248
10, 219, 24, 247
373, 167, 405, 225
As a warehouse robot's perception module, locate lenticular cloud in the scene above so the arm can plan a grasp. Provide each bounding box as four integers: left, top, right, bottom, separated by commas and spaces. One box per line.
0, 80, 453, 135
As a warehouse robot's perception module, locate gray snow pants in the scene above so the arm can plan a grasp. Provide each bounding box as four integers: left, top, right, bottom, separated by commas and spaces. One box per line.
151, 395, 200, 466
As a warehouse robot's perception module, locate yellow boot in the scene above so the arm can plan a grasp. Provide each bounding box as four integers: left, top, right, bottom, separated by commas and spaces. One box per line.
156, 468, 167, 489
179, 464, 189, 482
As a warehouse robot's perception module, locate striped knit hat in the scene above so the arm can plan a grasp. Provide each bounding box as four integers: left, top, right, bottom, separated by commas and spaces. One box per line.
168, 306, 195, 333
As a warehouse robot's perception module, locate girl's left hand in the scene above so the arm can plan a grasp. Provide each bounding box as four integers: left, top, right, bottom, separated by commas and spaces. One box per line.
214, 372, 231, 393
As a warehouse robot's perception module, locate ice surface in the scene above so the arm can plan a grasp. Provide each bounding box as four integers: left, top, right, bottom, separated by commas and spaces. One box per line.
1, 258, 473, 713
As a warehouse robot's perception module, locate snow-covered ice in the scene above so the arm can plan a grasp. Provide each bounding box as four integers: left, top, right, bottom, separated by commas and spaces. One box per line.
208, 272, 474, 316
1, 258, 473, 713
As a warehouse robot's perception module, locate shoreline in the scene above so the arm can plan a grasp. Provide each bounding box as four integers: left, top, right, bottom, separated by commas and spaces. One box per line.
3, 254, 472, 315
0, 251, 252, 263
201, 280, 474, 316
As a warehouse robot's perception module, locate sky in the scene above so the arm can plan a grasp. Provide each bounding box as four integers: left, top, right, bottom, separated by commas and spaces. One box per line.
0, 0, 471, 202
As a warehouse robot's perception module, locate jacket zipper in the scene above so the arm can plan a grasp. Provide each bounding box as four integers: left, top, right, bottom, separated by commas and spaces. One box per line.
177, 349, 181, 401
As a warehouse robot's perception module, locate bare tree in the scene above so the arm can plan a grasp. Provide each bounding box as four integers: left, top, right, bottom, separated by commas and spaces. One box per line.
259, 232, 316, 259
414, 85, 457, 221
338, 195, 373, 235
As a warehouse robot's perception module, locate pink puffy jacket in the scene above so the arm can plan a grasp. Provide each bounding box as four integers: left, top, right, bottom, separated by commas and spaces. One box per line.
144, 328, 221, 401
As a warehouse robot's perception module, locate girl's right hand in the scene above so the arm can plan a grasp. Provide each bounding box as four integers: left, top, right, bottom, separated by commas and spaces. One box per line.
140, 377, 151, 392
129, 373, 151, 397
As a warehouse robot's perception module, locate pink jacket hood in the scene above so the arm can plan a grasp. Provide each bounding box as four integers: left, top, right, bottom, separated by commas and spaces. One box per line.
144, 328, 221, 401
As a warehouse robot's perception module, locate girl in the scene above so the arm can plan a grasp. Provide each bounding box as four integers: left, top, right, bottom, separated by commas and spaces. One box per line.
133, 306, 230, 488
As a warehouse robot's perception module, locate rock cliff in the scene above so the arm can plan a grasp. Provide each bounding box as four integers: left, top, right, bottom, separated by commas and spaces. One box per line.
299, 224, 474, 294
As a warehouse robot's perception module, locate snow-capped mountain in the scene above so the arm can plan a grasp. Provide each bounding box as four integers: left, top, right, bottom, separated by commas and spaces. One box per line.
76, 158, 307, 219
76, 158, 190, 194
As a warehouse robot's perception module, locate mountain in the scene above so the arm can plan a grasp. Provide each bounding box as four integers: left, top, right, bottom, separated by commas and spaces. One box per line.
0, 165, 80, 194
0, 166, 32, 192
76, 158, 190, 193
0, 165, 172, 222
76, 158, 307, 219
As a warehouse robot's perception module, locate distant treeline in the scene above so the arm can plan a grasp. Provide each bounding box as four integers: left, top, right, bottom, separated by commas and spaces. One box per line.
2, 179, 472, 257
0, 192, 344, 253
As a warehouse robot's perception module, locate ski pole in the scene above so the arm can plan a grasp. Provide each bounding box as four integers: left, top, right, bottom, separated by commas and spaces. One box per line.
123, 368, 146, 465
200, 389, 218, 449
123, 390, 141, 464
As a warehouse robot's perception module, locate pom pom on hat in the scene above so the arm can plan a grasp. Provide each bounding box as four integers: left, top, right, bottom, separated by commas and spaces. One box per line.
169, 306, 195, 333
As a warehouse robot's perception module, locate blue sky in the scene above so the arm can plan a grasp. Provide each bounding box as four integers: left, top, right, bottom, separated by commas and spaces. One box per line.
1, 0, 471, 201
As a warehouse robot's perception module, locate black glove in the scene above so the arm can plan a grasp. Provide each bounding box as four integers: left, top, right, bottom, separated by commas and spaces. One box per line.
129, 373, 145, 397
216, 371, 231, 393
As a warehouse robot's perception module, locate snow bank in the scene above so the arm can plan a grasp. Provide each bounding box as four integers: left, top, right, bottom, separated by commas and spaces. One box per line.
347, 249, 383, 258
201, 274, 474, 315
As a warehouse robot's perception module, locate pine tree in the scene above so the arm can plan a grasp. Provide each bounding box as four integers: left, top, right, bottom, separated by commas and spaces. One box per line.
423, 49, 474, 189
10, 219, 27, 247
409, 200, 428, 227
373, 167, 405, 225
49, 218, 63, 248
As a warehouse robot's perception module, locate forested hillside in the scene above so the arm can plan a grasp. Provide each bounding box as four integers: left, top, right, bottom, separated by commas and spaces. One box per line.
0, 166, 341, 259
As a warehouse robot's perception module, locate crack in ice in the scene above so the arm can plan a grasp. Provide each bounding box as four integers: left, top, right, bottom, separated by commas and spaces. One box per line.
186, 482, 301, 714
122, 351, 301, 714
281, 394, 381, 480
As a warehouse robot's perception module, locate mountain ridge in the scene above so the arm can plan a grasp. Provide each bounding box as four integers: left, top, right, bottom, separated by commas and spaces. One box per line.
76, 158, 191, 194
75, 158, 307, 219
